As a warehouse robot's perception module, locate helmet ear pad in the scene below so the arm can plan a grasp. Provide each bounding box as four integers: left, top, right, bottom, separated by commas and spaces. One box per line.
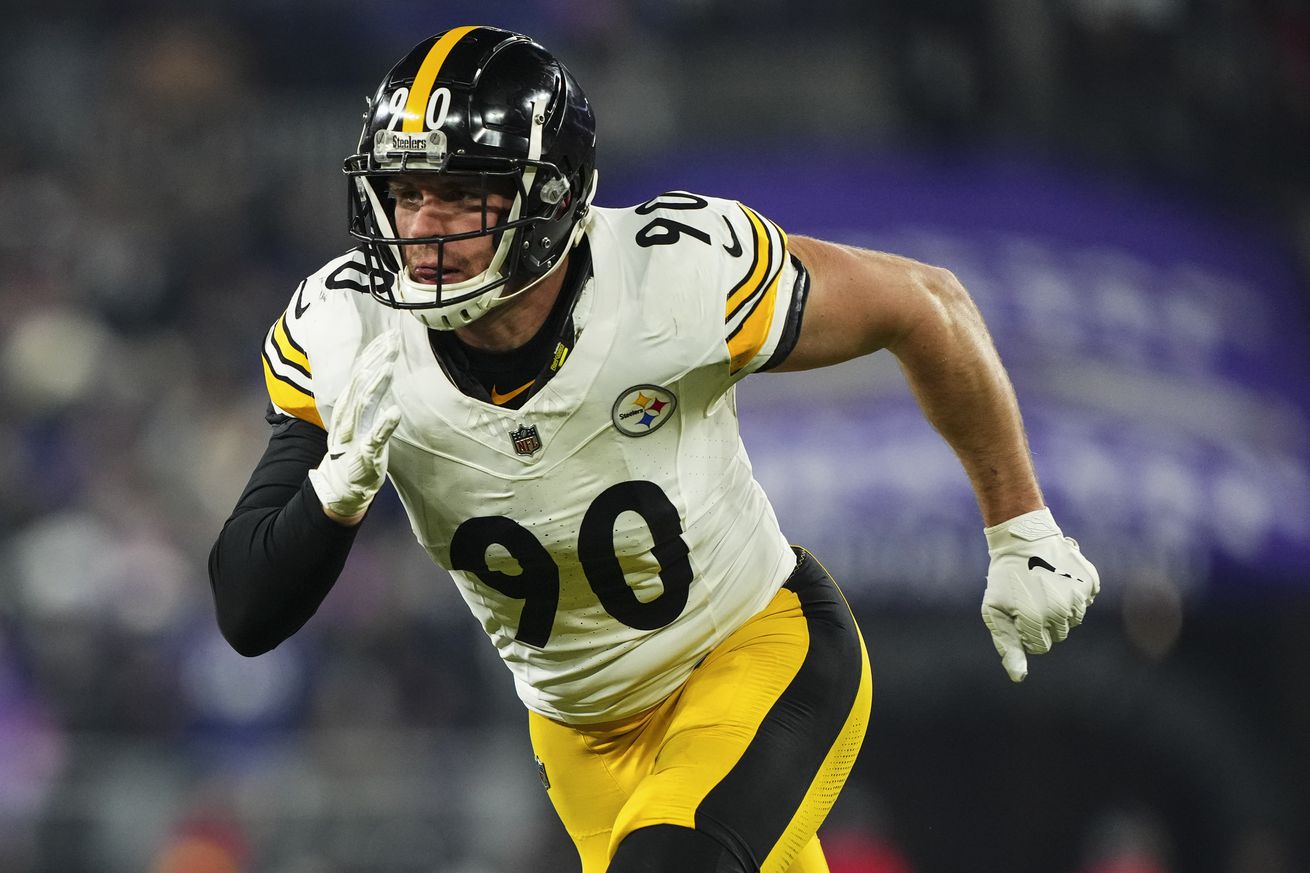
470, 41, 597, 281
518, 173, 593, 277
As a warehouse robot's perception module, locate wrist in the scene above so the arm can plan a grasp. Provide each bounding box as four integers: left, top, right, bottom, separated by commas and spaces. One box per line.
307, 466, 371, 525
978, 488, 1044, 529
322, 504, 366, 527
984, 506, 1060, 551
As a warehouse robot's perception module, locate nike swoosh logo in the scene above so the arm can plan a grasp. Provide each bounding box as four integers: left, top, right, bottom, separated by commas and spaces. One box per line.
328, 451, 344, 460
490, 380, 534, 405
1028, 555, 1076, 580
293, 282, 312, 318
722, 216, 743, 257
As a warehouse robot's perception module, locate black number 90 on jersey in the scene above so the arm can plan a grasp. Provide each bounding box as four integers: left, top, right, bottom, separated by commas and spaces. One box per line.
450, 480, 691, 648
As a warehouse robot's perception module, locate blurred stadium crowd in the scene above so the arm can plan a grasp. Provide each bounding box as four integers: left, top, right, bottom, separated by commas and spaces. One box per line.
1, 1, 1308, 872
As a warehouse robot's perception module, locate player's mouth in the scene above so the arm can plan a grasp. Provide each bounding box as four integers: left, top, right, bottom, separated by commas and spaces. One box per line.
410, 263, 469, 285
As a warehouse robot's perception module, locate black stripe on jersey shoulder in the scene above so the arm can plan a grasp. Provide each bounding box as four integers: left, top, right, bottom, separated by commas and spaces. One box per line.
265, 316, 312, 381
288, 278, 311, 320
725, 210, 782, 326
725, 238, 779, 344
322, 247, 379, 295
756, 256, 811, 373
273, 310, 309, 361
724, 205, 766, 308
261, 346, 316, 397
693, 549, 864, 865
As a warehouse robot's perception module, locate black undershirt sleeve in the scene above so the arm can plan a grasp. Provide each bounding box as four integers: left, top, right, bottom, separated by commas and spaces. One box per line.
207, 412, 361, 656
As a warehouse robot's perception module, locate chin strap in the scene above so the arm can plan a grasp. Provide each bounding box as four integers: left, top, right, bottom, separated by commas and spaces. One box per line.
516, 93, 549, 234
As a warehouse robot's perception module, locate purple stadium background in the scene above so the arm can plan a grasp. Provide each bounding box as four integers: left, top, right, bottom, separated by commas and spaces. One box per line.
607, 151, 1310, 602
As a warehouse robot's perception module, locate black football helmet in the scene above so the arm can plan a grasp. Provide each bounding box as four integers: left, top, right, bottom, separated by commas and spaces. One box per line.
344, 26, 597, 330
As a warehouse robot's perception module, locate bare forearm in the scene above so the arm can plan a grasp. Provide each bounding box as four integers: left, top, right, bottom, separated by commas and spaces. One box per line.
888, 272, 1042, 526
779, 238, 1045, 524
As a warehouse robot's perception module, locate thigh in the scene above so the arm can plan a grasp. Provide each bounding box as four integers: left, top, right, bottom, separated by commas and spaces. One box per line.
529, 708, 637, 873
532, 549, 872, 873
615, 548, 873, 872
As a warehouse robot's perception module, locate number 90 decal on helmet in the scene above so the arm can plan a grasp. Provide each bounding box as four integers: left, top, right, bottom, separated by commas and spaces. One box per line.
344, 26, 598, 330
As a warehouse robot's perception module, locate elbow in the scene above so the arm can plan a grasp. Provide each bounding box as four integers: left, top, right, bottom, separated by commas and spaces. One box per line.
209, 567, 285, 658
208, 531, 289, 657
888, 266, 987, 359
221, 627, 280, 659
913, 266, 984, 339
922, 266, 976, 319
215, 604, 283, 658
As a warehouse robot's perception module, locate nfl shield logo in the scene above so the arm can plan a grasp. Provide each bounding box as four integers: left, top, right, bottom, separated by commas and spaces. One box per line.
510, 424, 542, 456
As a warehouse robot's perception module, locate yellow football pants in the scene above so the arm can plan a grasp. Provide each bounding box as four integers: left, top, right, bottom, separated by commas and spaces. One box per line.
529, 548, 873, 872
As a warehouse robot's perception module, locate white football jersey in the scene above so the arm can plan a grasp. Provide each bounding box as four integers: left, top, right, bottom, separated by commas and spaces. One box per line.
261, 193, 808, 724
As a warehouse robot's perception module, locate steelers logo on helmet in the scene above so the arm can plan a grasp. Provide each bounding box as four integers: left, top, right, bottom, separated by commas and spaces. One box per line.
612, 385, 678, 437
372, 129, 447, 166
344, 25, 598, 331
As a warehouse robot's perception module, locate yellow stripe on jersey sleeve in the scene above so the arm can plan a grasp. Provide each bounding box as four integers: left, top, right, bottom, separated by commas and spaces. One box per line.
272, 315, 311, 376
262, 314, 323, 428
725, 205, 788, 374
262, 353, 324, 429
725, 206, 772, 318
727, 268, 783, 374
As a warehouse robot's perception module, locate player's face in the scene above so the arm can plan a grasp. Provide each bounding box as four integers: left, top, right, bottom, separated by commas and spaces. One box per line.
388, 175, 515, 285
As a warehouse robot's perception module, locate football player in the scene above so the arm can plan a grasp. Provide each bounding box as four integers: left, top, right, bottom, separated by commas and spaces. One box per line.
209, 25, 1099, 873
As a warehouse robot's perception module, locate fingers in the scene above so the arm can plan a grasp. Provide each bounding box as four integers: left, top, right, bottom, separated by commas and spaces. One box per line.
1015, 611, 1054, 654
344, 330, 403, 440
1001, 645, 1029, 683
982, 605, 1029, 683
1069, 597, 1089, 628
359, 328, 403, 370
368, 406, 402, 451
331, 378, 362, 445
355, 362, 397, 436
355, 407, 402, 480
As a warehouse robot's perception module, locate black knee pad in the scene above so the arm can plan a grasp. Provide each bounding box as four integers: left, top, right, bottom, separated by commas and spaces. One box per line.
607, 825, 751, 873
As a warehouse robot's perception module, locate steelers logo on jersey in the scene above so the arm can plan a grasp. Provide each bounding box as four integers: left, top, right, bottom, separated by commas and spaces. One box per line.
611, 385, 677, 436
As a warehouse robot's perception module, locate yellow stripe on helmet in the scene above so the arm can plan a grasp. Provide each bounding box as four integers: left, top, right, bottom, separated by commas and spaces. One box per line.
402, 25, 481, 133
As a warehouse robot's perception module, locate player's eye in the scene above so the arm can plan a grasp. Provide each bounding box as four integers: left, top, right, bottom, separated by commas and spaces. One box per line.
437, 187, 482, 204
387, 183, 421, 204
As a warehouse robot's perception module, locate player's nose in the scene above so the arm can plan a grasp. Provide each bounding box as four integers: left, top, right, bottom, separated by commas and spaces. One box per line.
407, 201, 456, 238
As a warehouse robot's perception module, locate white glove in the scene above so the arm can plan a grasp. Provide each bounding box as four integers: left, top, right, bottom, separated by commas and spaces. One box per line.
981, 507, 1100, 683
307, 330, 403, 522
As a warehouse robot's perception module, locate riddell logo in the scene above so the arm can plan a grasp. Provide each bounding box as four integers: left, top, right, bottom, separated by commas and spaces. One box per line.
611, 385, 677, 437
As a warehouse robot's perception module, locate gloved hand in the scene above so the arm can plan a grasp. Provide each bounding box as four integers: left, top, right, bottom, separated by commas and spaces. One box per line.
307, 330, 403, 523
981, 507, 1100, 682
